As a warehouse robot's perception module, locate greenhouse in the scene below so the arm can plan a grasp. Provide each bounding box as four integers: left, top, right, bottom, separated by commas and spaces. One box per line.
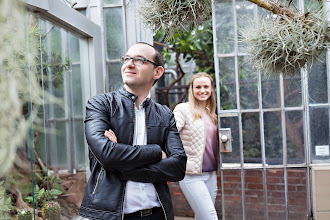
0, 0, 329, 219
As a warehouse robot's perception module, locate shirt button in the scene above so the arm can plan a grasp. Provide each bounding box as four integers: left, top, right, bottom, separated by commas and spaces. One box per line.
131, 96, 134, 99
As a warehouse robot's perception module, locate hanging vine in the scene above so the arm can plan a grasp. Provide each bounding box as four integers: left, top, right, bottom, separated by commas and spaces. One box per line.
0, 0, 42, 177
240, 0, 329, 76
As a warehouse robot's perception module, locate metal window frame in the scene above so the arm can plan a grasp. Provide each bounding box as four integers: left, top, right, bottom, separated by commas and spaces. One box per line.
211, 0, 329, 219
23, 0, 104, 173
24, 0, 104, 96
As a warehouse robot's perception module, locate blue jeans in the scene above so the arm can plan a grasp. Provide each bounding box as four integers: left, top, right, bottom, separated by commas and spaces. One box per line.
179, 171, 218, 220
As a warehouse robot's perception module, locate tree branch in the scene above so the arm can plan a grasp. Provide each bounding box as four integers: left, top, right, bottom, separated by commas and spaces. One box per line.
247, 0, 296, 18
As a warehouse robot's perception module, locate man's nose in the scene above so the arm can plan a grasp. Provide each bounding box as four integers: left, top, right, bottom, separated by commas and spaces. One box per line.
126, 58, 135, 66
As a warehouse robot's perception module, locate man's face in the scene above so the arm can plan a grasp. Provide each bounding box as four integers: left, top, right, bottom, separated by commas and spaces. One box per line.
121, 44, 161, 91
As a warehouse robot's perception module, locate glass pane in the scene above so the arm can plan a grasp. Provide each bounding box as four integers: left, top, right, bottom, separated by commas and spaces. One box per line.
283, 76, 302, 107
104, 0, 121, 4
264, 112, 283, 165
310, 107, 330, 163
108, 62, 122, 91
69, 32, 80, 63
239, 56, 259, 109
242, 113, 261, 163
266, 169, 286, 220
219, 57, 237, 110
49, 121, 68, 169
236, 0, 255, 53
71, 64, 83, 116
8, 13, 89, 220
77, 9, 86, 16
244, 170, 265, 220
286, 111, 305, 164
261, 74, 280, 109
287, 168, 308, 219
308, 51, 327, 104
104, 7, 125, 60
40, 24, 68, 118
220, 117, 240, 164
222, 170, 243, 219
74, 120, 86, 170
215, 0, 235, 54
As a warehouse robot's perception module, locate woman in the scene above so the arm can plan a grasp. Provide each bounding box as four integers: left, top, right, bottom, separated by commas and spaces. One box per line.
173, 72, 219, 220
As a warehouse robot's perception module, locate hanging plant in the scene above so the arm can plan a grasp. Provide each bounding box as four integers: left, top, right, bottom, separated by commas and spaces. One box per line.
137, 0, 212, 40
240, 1, 329, 76
0, 0, 43, 177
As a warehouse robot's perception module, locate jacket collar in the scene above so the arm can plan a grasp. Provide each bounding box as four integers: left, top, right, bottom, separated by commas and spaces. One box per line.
118, 85, 151, 107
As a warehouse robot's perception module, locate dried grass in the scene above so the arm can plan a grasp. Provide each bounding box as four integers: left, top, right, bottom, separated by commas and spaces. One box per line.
240, 8, 329, 77
137, 0, 212, 40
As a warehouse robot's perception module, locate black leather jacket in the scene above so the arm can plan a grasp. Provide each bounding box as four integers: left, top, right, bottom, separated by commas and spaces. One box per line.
79, 86, 187, 220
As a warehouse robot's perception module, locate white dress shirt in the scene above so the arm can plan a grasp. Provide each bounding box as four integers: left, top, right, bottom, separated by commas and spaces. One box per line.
124, 95, 161, 214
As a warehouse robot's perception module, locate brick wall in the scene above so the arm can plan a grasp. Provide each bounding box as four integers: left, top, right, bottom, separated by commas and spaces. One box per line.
169, 168, 308, 220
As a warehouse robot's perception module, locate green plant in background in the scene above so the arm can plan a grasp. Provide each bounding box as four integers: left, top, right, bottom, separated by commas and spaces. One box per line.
17, 209, 32, 220
157, 19, 214, 75
21, 172, 64, 208
22, 184, 62, 207
0, 181, 13, 220
154, 20, 215, 108
42, 201, 61, 220
29, 22, 71, 90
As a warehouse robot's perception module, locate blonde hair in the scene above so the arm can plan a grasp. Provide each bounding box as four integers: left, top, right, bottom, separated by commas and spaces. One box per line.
188, 72, 217, 124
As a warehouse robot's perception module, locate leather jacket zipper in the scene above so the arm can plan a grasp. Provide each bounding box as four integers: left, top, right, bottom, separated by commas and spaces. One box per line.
133, 103, 136, 146
154, 186, 168, 220
121, 182, 127, 220
92, 167, 103, 194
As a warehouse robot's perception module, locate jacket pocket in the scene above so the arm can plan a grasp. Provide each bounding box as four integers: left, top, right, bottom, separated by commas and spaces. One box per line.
92, 167, 104, 194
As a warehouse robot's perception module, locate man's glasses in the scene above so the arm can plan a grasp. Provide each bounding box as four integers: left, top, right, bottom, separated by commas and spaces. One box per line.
120, 56, 161, 67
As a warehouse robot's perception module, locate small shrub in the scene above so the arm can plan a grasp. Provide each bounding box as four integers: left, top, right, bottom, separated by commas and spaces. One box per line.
42, 201, 61, 220
17, 209, 32, 220
0, 181, 13, 220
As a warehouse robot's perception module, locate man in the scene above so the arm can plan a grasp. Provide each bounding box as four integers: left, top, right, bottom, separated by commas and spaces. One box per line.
79, 42, 187, 220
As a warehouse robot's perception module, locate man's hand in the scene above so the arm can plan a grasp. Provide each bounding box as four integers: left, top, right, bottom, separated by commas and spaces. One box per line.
162, 151, 167, 159
104, 129, 117, 143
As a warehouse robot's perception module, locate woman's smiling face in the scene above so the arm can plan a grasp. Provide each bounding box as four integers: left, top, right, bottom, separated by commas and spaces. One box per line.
192, 76, 213, 104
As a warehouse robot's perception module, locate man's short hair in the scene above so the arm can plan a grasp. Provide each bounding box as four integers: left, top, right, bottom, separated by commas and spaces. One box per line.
136, 42, 164, 67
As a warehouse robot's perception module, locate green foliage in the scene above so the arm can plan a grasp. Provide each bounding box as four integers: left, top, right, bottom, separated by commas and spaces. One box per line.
29, 23, 72, 90
0, 181, 13, 220
2, 171, 24, 189
156, 19, 214, 75
20, 171, 65, 208
42, 201, 61, 220
23, 184, 62, 207
18, 209, 32, 220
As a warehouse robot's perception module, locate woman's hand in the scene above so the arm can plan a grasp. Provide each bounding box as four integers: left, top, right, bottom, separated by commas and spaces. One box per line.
104, 129, 117, 143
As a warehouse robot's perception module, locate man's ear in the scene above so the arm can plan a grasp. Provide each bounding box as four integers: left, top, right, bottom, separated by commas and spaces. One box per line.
153, 66, 164, 80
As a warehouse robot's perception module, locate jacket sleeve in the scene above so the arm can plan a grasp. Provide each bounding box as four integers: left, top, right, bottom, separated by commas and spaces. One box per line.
121, 109, 187, 183
85, 94, 163, 172
172, 103, 186, 132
